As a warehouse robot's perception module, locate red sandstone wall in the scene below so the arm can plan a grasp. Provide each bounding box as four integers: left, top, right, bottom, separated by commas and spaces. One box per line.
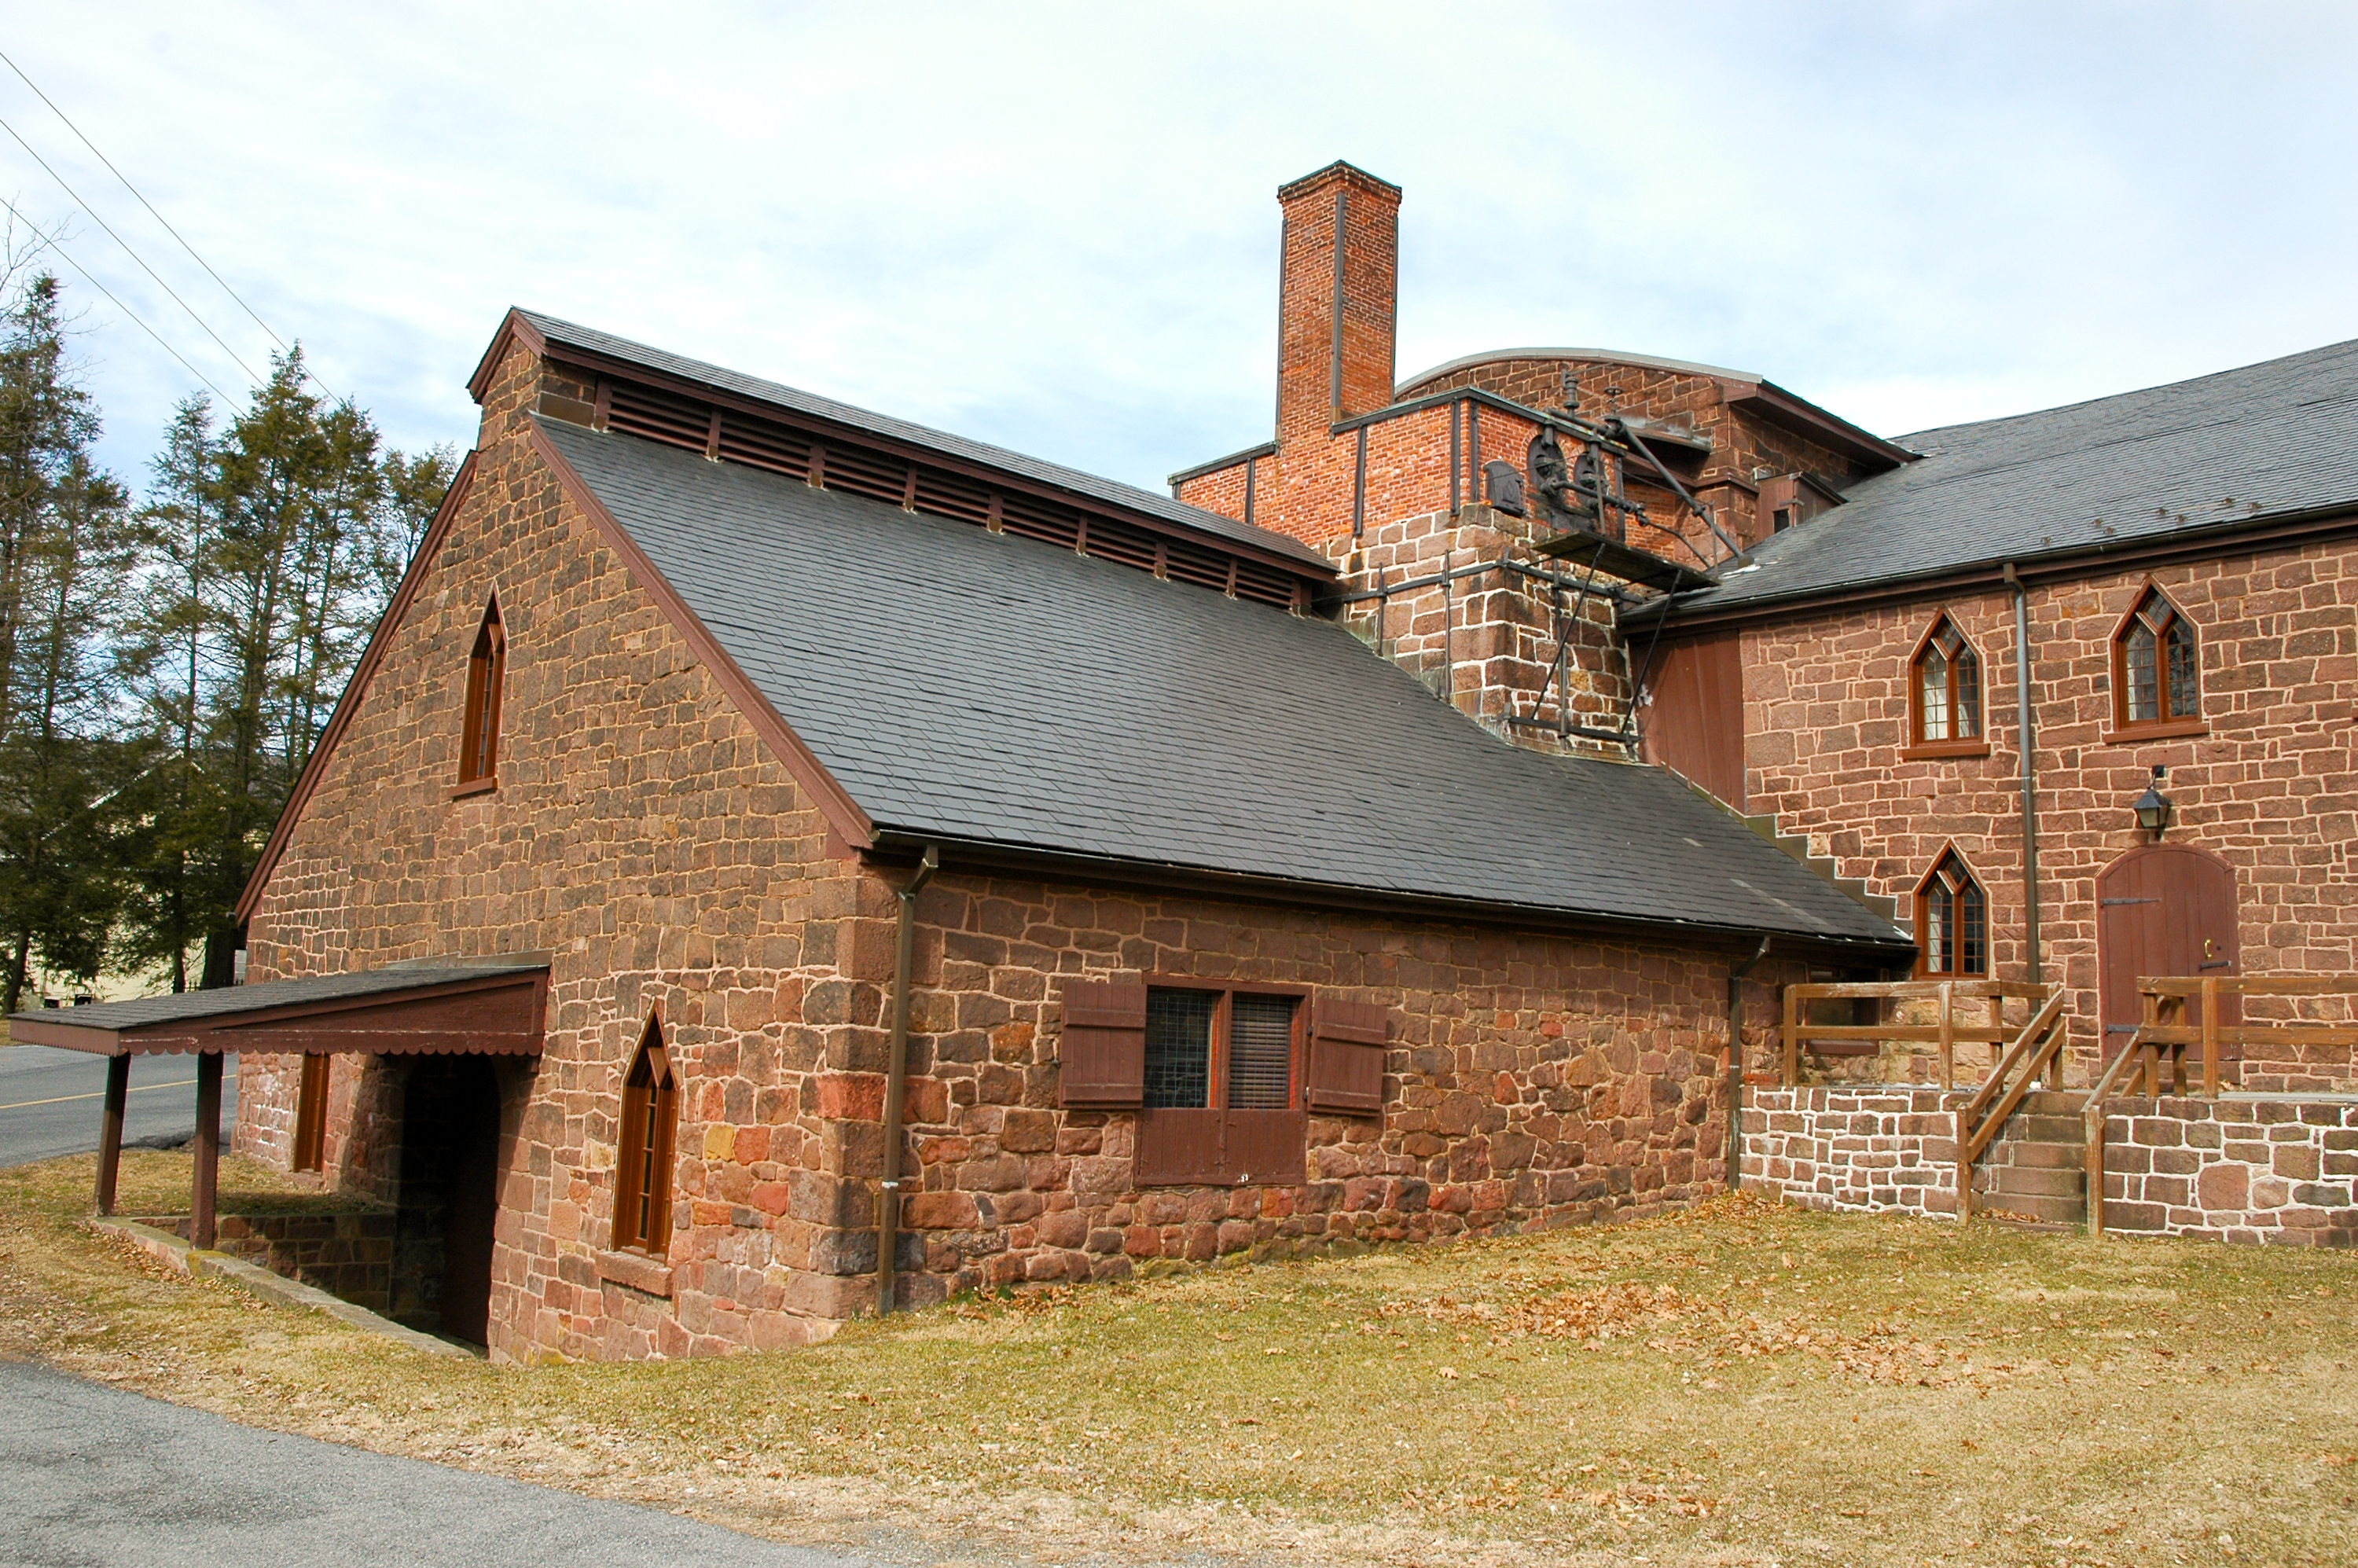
240, 338, 883, 1362
1728, 545, 2358, 1073
1335, 500, 1633, 758
891, 873, 1803, 1299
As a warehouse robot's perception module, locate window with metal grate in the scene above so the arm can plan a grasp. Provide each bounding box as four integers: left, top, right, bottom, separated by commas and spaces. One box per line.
1144, 988, 1217, 1109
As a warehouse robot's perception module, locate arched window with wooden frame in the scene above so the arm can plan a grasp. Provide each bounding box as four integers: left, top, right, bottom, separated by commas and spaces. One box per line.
2110, 584, 2202, 737
612, 1016, 678, 1255
457, 597, 505, 789
1916, 848, 1989, 978
1905, 613, 1986, 758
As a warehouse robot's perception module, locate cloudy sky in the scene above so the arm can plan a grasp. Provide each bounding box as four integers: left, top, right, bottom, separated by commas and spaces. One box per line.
7, 3, 2356, 499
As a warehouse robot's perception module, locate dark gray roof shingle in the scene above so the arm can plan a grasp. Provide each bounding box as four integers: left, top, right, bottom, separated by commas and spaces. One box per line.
1672, 337, 2358, 615
542, 419, 1906, 949
516, 310, 1331, 572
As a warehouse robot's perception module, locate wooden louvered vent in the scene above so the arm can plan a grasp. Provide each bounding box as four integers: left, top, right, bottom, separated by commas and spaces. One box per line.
585, 373, 1315, 611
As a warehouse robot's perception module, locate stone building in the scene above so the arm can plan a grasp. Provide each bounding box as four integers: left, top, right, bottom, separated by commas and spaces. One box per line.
25, 159, 2354, 1357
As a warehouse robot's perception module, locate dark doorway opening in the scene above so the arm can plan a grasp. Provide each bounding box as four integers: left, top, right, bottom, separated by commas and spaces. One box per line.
391, 1056, 502, 1346
2097, 842, 2240, 1064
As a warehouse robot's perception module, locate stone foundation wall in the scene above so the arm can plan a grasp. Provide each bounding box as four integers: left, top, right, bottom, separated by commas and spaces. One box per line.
2098, 1096, 2358, 1245
149, 1210, 395, 1312
1740, 1086, 1964, 1217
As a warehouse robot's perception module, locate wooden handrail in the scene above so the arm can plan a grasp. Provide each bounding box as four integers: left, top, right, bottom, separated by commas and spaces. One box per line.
2080, 1028, 2151, 1239
1955, 989, 2067, 1222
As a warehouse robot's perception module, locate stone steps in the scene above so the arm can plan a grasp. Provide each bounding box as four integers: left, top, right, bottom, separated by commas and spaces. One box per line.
1977, 1089, 2088, 1225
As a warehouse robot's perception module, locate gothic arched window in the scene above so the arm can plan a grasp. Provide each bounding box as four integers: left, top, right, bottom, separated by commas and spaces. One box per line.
458, 597, 505, 787
2112, 586, 2200, 731
1917, 850, 1988, 978
1909, 615, 1984, 750
612, 1016, 678, 1254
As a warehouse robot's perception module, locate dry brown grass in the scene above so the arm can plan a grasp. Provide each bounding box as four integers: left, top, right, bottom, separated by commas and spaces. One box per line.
4, 1150, 2355, 1566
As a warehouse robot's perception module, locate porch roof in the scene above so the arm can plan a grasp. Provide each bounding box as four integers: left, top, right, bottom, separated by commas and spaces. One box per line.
6, 963, 549, 1058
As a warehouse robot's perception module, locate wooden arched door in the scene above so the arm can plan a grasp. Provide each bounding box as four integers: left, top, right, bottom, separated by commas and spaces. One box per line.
2095, 843, 2239, 1059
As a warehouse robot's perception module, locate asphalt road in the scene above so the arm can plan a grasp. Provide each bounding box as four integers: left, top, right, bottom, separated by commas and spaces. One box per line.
0, 1044, 237, 1170
2, 1361, 875, 1567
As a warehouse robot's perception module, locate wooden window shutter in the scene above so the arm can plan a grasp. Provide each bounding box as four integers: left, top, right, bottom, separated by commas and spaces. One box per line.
1058, 979, 1148, 1108
1306, 997, 1389, 1114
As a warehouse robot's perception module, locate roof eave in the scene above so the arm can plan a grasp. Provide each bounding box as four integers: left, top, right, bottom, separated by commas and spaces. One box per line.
861, 828, 1917, 964
1645, 498, 2358, 633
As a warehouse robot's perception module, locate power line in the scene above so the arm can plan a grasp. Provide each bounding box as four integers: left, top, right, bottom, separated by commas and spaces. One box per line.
0, 194, 237, 406
0, 48, 304, 373
0, 110, 263, 388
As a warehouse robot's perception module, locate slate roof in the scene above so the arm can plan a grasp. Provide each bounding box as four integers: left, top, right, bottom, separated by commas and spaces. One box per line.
1669, 336, 2358, 615
514, 310, 1330, 572
538, 417, 1908, 951
6, 964, 545, 1034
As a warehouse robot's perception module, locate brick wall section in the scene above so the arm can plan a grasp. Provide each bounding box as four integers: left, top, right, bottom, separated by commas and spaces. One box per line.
1401, 356, 1870, 555
1275, 163, 1400, 449
1726, 544, 2358, 1077
239, 336, 889, 1363
2099, 1096, 2358, 1245
891, 876, 1803, 1299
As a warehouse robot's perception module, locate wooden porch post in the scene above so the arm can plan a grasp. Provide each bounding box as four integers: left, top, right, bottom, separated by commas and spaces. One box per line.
94, 1054, 130, 1216
191, 1051, 222, 1250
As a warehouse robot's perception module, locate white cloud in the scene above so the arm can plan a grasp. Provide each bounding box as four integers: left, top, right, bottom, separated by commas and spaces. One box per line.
6, 2, 2356, 494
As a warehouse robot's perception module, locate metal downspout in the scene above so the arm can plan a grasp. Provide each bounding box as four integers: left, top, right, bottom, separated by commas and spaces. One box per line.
876, 844, 938, 1316
1725, 935, 1772, 1192
2005, 564, 2042, 985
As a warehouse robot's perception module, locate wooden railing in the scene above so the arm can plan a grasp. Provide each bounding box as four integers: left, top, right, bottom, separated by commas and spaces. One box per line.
2116, 975, 2358, 1096
1955, 989, 2068, 1221
1779, 979, 2054, 1088
2084, 973, 2358, 1236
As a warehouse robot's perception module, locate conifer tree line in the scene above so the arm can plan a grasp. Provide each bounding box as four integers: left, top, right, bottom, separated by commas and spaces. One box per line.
0, 263, 451, 1009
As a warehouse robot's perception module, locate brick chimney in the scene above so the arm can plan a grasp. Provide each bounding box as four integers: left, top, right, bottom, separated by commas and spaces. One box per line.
1274, 162, 1401, 449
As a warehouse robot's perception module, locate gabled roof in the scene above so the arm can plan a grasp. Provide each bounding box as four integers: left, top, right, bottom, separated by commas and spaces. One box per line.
533, 417, 1909, 953
1663, 337, 2358, 620
475, 309, 1330, 572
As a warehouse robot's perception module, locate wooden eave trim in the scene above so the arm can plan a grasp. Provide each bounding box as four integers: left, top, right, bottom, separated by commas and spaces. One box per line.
861, 831, 1916, 964
543, 346, 1331, 585
237, 451, 480, 923
1635, 502, 2358, 638
9, 968, 549, 1057
1721, 380, 1915, 470
465, 307, 549, 403
527, 418, 876, 851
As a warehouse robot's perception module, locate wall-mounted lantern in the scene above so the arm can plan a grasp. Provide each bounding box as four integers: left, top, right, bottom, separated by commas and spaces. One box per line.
2132, 764, 2173, 840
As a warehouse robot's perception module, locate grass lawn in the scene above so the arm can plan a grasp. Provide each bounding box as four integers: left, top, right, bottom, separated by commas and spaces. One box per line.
3, 1151, 2354, 1566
